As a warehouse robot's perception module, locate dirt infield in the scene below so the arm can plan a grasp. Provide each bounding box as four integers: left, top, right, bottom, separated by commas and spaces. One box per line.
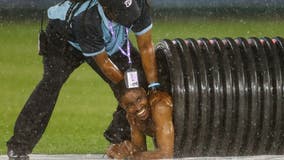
1, 154, 284, 160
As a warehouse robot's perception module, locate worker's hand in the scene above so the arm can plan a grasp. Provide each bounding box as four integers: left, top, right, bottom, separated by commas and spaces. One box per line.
106, 140, 137, 159
148, 90, 173, 108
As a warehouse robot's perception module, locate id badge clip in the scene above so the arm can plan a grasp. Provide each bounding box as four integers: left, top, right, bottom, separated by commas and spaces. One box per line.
124, 67, 139, 89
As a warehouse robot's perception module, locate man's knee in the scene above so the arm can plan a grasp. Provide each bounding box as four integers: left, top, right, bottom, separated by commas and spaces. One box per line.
42, 71, 68, 87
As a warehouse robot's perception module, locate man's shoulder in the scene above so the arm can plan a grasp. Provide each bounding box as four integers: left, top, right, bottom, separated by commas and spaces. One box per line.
47, 0, 99, 20
151, 103, 172, 116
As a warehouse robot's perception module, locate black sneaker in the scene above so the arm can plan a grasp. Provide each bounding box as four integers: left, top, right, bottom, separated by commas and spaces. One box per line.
7, 149, 29, 160
104, 108, 131, 144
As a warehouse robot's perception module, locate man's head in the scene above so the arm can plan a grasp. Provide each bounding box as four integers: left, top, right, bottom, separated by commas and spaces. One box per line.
120, 87, 150, 121
98, 0, 141, 27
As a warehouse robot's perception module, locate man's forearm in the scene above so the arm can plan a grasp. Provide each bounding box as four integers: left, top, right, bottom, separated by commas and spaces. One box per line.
136, 30, 158, 85
140, 44, 158, 84
93, 53, 123, 84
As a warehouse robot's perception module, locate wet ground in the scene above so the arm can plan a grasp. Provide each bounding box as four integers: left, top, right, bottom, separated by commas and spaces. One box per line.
1, 154, 284, 160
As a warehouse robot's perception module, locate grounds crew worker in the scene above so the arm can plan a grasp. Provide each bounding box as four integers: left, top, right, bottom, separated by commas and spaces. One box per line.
7, 0, 172, 159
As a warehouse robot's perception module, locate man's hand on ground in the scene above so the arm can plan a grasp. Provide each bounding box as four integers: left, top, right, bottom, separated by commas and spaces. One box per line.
106, 140, 137, 159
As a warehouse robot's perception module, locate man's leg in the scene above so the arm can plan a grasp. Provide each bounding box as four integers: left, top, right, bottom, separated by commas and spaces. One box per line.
7, 46, 84, 158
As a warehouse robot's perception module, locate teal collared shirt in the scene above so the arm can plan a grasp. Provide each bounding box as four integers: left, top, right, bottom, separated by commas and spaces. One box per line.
47, 0, 152, 57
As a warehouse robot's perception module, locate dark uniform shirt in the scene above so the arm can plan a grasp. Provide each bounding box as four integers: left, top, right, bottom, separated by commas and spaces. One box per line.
47, 0, 152, 57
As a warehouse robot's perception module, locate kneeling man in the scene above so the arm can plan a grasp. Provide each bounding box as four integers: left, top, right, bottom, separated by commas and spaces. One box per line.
106, 87, 174, 159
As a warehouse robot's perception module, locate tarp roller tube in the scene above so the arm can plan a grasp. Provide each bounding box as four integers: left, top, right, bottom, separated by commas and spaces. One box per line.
154, 36, 284, 157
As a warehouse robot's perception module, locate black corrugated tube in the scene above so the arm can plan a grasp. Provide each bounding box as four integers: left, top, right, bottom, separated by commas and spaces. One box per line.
155, 37, 284, 157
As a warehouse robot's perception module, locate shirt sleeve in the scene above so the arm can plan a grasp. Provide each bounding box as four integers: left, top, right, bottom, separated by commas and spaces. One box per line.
131, 0, 152, 36
72, 5, 105, 57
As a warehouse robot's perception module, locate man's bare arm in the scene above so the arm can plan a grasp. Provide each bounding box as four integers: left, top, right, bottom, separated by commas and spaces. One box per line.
136, 30, 158, 84
92, 52, 123, 84
106, 117, 146, 159
128, 116, 147, 152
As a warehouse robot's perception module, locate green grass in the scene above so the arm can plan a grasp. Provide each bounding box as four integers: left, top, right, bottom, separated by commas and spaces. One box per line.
0, 17, 284, 154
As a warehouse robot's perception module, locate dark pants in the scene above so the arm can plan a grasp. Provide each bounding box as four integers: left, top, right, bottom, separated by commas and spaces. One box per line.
7, 42, 147, 154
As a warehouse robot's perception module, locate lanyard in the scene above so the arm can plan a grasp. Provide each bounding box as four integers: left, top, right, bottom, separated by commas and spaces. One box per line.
108, 22, 132, 64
